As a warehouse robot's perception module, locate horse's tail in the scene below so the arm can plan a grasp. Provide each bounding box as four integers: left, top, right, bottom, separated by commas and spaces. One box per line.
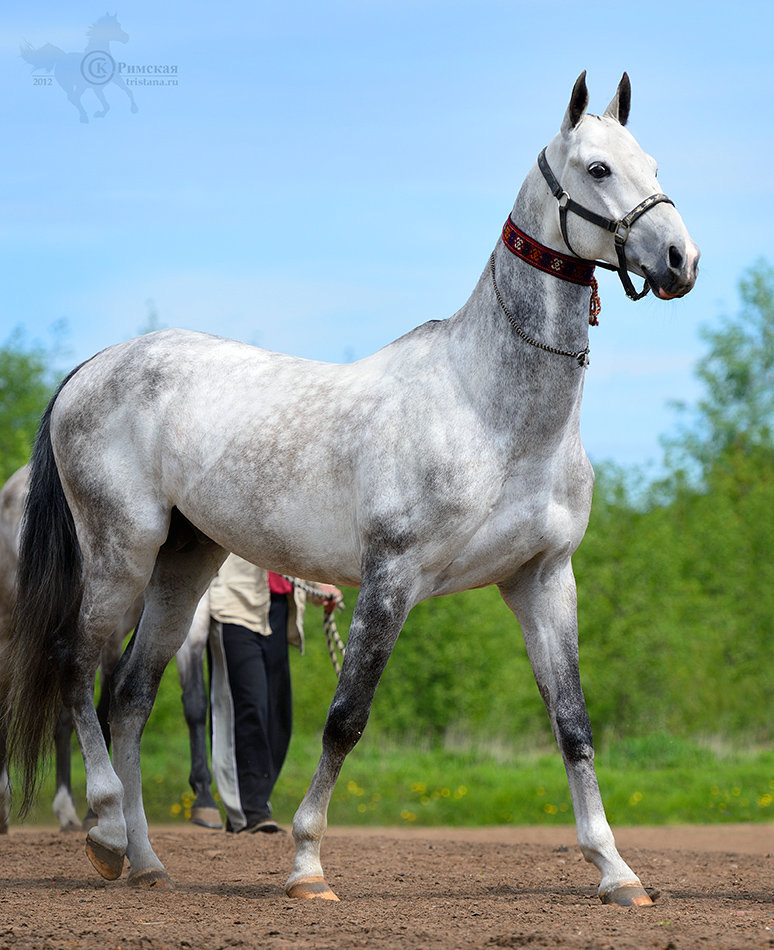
19, 41, 65, 72
4, 374, 84, 816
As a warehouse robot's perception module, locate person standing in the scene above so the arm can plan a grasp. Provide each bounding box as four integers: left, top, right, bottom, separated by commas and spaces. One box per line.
208, 553, 341, 833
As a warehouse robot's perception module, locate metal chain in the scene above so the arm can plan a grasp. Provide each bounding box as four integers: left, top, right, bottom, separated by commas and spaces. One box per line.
489, 252, 590, 368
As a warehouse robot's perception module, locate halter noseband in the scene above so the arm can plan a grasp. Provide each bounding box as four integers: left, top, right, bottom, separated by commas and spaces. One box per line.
537, 148, 674, 301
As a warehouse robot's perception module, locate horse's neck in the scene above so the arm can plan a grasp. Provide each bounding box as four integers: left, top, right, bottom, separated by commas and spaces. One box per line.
449, 168, 591, 436
85, 32, 107, 52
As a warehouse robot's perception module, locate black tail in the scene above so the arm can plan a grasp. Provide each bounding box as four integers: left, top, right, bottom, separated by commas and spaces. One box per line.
4, 374, 84, 816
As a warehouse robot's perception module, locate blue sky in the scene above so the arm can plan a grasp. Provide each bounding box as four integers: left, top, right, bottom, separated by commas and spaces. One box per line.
2, 1, 772, 470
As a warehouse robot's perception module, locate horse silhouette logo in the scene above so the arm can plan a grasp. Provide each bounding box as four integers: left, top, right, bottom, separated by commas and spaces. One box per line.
21, 13, 138, 123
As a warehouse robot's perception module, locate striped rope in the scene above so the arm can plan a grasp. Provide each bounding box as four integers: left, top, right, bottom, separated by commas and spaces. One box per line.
281, 575, 347, 678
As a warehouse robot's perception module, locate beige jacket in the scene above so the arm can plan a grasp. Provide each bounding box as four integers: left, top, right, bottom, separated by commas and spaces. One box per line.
208, 554, 307, 653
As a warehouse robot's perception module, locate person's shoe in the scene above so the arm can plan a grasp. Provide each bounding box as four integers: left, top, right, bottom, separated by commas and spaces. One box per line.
245, 817, 283, 834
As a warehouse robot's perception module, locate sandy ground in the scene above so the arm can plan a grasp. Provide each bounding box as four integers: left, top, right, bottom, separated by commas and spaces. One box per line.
0, 823, 771, 949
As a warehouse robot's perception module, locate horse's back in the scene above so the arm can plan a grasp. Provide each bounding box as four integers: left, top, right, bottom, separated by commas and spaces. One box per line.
49, 328, 473, 582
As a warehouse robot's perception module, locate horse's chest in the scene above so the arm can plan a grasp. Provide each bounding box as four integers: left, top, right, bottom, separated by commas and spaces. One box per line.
429, 465, 589, 595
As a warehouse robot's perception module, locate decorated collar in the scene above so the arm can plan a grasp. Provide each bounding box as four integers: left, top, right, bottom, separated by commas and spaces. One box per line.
502, 216, 596, 286
501, 216, 600, 325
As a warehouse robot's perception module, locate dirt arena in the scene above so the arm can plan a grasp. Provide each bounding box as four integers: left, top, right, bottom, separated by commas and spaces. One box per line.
0, 823, 771, 949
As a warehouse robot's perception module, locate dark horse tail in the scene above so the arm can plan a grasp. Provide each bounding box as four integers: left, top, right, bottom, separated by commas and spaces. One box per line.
4, 369, 85, 816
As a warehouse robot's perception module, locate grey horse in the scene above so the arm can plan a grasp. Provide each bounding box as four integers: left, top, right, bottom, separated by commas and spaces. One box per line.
4, 72, 697, 905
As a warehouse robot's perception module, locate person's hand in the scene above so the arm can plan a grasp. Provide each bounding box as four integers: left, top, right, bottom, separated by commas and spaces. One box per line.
318, 584, 343, 614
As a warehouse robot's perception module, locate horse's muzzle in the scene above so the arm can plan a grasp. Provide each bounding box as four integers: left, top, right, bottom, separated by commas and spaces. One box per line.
646, 239, 700, 299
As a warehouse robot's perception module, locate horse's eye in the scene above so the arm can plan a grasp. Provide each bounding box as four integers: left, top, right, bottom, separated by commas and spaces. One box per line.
588, 162, 610, 180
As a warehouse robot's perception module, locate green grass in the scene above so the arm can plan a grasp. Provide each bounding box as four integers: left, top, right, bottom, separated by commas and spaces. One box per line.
17, 716, 774, 829
10, 618, 773, 830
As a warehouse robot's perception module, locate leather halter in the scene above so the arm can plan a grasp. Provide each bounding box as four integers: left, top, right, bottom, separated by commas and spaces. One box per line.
537, 148, 674, 301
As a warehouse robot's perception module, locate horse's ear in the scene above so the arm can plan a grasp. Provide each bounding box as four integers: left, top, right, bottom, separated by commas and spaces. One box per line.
604, 72, 631, 126
561, 71, 589, 134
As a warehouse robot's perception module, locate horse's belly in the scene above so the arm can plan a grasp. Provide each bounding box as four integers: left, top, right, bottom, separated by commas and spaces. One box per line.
175, 481, 364, 588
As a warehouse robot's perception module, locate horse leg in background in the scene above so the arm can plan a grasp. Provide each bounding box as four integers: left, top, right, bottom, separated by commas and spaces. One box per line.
286, 569, 412, 900
0, 727, 9, 834
96, 603, 140, 748
52, 706, 81, 831
110, 540, 226, 887
499, 562, 652, 907
175, 593, 222, 829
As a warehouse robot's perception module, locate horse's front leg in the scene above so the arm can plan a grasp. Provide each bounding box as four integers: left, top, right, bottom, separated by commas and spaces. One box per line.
286, 573, 411, 901
500, 560, 653, 907
111, 76, 139, 114
90, 85, 111, 119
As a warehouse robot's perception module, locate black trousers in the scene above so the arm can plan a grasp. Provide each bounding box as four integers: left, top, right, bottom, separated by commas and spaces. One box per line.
217, 594, 292, 824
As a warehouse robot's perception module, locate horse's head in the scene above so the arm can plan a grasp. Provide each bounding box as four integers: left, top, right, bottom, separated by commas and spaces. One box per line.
541, 72, 699, 300
88, 13, 130, 45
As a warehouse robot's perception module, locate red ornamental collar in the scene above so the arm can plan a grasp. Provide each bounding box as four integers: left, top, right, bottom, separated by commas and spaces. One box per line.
502, 217, 596, 286
501, 217, 600, 325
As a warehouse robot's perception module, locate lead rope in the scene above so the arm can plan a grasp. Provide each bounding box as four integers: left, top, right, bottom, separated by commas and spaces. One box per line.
281, 575, 347, 678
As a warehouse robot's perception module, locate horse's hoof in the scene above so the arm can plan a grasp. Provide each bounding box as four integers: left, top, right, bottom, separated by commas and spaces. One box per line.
190, 806, 223, 830
85, 834, 125, 880
127, 867, 175, 890
60, 819, 82, 833
286, 876, 340, 901
601, 884, 654, 907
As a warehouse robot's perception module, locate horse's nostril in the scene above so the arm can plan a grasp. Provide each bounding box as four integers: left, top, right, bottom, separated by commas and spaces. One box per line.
668, 245, 683, 271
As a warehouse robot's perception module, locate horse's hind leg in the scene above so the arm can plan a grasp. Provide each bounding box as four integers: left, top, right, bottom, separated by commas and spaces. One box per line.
82, 598, 143, 832
286, 570, 412, 901
68, 660, 129, 880
176, 595, 222, 829
500, 561, 652, 907
110, 541, 226, 887
66, 556, 165, 878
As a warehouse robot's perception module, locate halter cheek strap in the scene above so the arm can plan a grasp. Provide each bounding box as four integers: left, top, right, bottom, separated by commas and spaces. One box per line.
537, 148, 674, 301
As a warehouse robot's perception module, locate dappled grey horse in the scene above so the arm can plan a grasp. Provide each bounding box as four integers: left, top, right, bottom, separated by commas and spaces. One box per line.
0, 466, 220, 833
4, 72, 698, 905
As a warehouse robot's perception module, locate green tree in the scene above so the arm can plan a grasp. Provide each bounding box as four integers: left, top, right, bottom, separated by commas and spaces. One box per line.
574, 261, 774, 744
0, 326, 63, 484
663, 259, 774, 481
